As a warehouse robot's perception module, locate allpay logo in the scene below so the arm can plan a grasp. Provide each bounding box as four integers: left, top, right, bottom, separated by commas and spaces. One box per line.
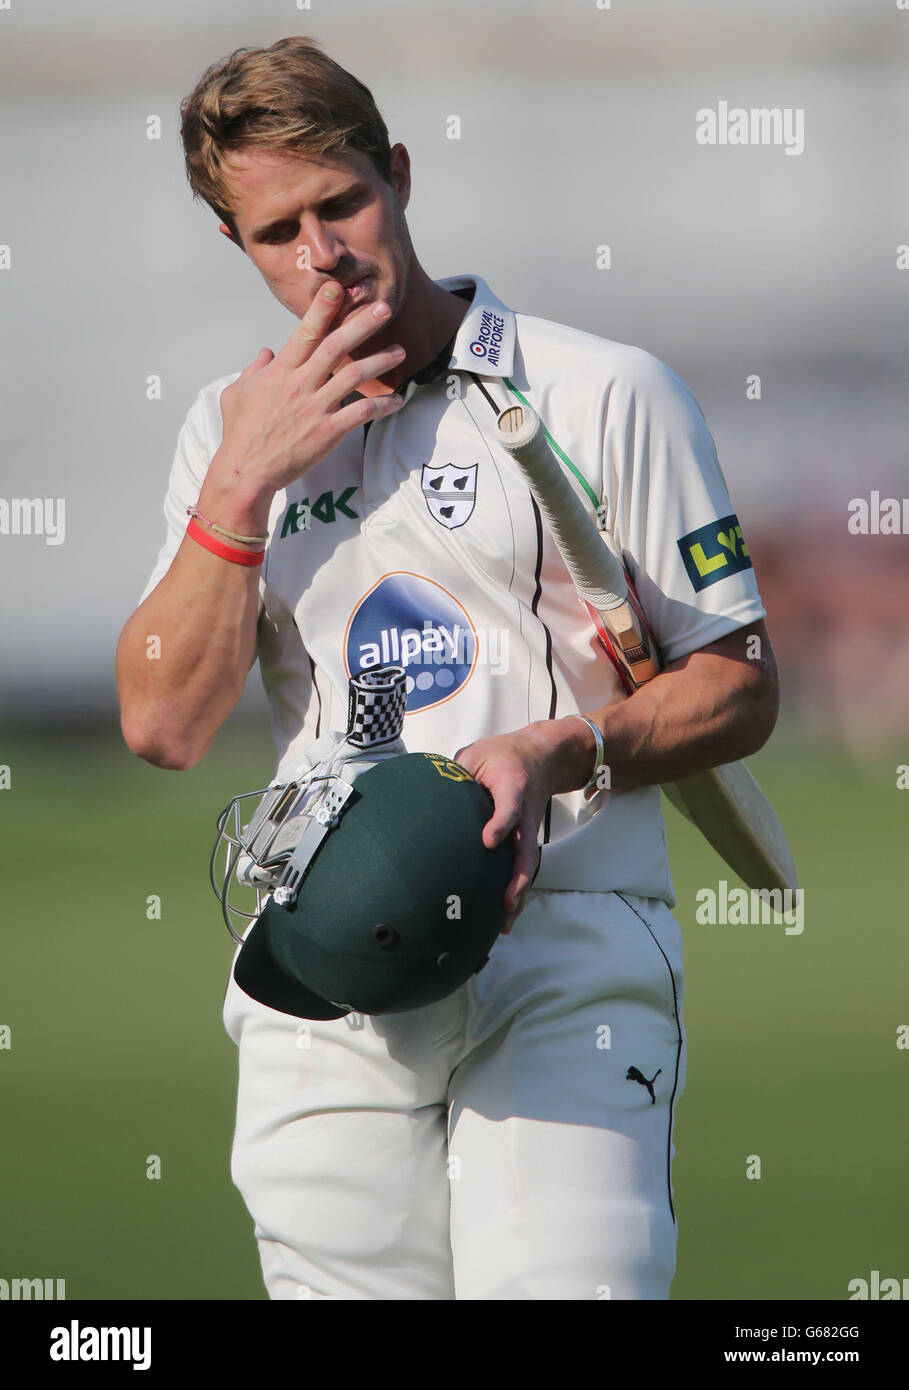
344, 573, 480, 713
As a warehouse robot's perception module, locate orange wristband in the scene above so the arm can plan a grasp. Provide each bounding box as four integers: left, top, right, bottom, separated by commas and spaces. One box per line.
186, 516, 265, 567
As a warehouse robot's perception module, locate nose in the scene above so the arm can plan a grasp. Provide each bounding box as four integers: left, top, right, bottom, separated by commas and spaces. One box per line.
300, 215, 345, 271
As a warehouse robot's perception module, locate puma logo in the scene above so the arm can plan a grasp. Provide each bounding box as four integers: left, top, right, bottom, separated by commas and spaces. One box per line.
626, 1065, 661, 1104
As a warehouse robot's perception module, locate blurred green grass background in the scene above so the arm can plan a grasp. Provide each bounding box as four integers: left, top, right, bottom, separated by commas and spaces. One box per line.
0, 723, 904, 1300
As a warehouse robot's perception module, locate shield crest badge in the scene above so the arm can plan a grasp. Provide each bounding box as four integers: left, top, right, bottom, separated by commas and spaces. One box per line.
421, 462, 478, 530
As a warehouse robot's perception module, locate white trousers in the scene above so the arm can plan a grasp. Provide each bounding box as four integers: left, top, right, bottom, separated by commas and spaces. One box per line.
222, 889, 686, 1300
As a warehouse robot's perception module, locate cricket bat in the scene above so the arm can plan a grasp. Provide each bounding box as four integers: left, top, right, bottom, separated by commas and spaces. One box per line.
494, 401, 798, 894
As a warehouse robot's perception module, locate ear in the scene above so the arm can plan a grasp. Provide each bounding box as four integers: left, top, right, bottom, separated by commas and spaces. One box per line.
218, 222, 244, 251
389, 144, 411, 213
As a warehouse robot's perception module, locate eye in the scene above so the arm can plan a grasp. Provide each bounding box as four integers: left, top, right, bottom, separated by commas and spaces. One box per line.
321, 192, 366, 220
259, 224, 298, 245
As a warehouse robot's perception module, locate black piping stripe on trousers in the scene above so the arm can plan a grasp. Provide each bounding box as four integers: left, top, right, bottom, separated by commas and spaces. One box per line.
617, 892, 685, 1226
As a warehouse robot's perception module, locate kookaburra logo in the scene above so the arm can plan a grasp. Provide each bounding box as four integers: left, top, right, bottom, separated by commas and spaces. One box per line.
421, 463, 477, 530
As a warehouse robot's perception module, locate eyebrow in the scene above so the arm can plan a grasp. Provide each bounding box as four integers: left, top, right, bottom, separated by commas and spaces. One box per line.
248, 180, 366, 241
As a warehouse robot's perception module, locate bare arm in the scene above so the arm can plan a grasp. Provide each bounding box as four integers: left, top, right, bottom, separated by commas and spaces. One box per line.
116, 283, 406, 769
580, 617, 779, 790
455, 619, 779, 920
115, 491, 268, 770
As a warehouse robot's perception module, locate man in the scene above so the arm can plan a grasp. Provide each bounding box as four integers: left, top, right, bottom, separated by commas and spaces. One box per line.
116, 36, 778, 1300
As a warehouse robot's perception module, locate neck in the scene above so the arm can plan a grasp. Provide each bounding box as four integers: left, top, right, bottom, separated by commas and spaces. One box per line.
355, 264, 470, 397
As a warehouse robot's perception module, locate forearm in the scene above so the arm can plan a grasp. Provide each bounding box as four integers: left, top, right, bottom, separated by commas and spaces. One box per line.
529, 629, 780, 794
593, 651, 778, 789
116, 465, 273, 769
119, 288, 410, 770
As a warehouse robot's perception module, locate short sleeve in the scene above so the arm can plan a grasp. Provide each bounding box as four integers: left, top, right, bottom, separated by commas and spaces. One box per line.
137, 376, 239, 606
603, 351, 765, 664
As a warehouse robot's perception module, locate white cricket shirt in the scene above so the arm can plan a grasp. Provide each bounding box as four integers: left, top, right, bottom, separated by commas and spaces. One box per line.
140, 274, 765, 904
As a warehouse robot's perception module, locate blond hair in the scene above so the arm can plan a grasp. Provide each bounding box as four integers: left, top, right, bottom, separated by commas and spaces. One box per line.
180, 36, 393, 243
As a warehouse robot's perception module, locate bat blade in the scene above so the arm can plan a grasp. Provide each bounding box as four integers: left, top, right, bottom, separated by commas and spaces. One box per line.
663, 764, 798, 893
494, 400, 798, 894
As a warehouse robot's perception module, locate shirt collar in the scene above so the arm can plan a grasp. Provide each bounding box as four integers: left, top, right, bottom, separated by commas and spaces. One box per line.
436, 273, 516, 377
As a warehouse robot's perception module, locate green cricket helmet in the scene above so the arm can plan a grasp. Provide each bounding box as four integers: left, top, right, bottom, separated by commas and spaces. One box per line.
210, 668, 512, 1019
